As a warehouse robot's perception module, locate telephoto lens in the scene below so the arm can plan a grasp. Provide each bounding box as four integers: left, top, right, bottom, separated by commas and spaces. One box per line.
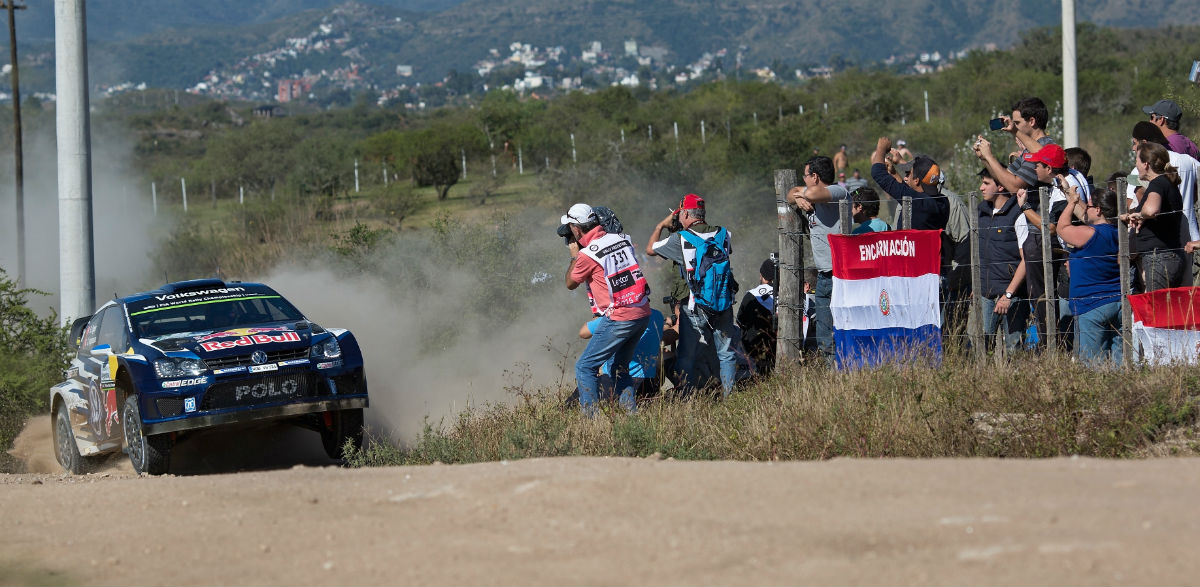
557, 223, 573, 245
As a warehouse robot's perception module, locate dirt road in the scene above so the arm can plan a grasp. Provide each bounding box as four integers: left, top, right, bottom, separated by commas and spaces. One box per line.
5, 427, 1200, 586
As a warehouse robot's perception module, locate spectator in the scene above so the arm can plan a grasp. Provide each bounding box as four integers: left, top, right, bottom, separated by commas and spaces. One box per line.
869, 136, 950, 230
1057, 186, 1122, 365
1144, 99, 1200, 160
787, 155, 850, 364
1120, 142, 1189, 292
647, 194, 739, 395
973, 97, 1055, 193
563, 203, 651, 414
833, 144, 849, 172
895, 139, 913, 163
578, 308, 665, 401
1129, 121, 1200, 243
845, 168, 868, 192
737, 259, 777, 377
1013, 143, 1073, 350
1065, 147, 1093, 184
837, 172, 848, 188
976, 167, 1029, 352
851, 186, 890, 234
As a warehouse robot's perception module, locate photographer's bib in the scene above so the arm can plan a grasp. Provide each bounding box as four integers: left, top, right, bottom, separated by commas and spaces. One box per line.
579, 232, 649, 317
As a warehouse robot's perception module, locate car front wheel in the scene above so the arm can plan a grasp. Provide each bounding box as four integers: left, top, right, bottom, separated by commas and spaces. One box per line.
320, 408, 363, 461
123, 395, 172, 475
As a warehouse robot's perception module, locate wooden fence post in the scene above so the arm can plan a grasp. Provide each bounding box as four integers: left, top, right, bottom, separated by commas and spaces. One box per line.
775, 169, 801, 371
968, 190, 983, 361
1038, 187, 1058, 355
1117, 178, 1133, 366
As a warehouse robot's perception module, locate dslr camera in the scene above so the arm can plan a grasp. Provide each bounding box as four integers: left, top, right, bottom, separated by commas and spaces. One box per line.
557, 223, 575, 245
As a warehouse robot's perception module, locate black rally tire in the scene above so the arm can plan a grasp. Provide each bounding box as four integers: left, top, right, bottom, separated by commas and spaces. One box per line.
122, 395, 172, 475
320, 408, 364, 460
53, 406, 90, 475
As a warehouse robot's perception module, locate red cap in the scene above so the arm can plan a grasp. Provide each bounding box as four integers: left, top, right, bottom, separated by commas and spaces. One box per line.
674, 193, 705, 213
1023, 144, 1067, 168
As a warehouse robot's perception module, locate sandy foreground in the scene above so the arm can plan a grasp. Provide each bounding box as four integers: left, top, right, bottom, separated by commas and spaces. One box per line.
4, 417, 1200, 586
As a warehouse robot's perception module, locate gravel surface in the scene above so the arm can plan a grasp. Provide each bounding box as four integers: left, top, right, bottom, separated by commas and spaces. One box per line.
5, 422, 1200, 586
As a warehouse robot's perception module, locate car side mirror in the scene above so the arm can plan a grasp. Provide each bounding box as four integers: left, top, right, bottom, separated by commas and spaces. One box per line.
68, 316, 91, 351
90, 343, 112, 358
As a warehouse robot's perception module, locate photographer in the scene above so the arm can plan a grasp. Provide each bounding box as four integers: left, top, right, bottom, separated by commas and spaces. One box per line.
647, 194, 738, 396
562, 203, 651, 415
973, 96, 1056, 194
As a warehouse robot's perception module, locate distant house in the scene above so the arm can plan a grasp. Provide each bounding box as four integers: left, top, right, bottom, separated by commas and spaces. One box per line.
254, 105, 283, 119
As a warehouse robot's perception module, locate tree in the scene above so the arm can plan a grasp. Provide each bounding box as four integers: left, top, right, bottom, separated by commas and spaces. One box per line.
412, 142, 459, 200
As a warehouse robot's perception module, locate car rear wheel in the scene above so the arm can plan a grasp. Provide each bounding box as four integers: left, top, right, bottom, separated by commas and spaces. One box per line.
123, 395, 172, 475
53, 406, 90, 475
320, 408, 363, 460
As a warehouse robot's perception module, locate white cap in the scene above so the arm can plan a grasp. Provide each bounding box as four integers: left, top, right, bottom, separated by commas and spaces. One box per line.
560, 203, 596, 225
897, 139, 907, 146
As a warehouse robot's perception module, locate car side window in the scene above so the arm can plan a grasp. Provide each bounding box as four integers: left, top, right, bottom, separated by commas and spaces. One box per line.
80, 315, 102, 354
94, 306, 129, 353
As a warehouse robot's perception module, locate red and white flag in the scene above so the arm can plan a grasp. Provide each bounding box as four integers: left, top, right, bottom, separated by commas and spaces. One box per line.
1128, 287, 1200, 364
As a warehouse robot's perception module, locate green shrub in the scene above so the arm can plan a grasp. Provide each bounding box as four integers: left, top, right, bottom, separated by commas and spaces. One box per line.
0, 269, 70, 471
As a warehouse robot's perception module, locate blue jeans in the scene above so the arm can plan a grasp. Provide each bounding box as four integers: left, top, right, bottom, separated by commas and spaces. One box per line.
812, 273, 835, 364
1075, 301, 1122, 366
676, 306, 738, 396
576, 315, 649, 415
979, 294, 1029, 352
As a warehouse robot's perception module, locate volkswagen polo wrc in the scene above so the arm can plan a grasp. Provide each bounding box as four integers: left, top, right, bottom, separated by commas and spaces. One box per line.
50, 279, 369, 475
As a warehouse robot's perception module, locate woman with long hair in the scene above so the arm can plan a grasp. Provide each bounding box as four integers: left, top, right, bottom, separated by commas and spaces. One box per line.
1120, 142, 1187, 291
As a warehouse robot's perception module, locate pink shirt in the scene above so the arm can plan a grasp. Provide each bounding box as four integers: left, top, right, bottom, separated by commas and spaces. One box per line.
570, 226, 650, 321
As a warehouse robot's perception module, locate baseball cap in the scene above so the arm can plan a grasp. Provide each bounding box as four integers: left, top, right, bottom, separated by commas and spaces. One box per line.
1143, 99, 1183, 123
897, 139, 907, 146
911, 156, 943, 186
1022, 143, 1067, 168
673, 193, 705, 214
560, 203, 596, 225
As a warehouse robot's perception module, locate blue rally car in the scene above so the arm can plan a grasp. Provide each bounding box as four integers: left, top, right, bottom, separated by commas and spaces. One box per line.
50, 278, 369, 475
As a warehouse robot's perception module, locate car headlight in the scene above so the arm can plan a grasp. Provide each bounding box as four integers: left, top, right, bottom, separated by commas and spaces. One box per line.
310, 336, 342, 359
154, 357, 208, 378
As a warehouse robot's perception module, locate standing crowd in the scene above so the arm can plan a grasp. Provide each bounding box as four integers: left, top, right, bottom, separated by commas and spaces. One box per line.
558, 95, 1200, 413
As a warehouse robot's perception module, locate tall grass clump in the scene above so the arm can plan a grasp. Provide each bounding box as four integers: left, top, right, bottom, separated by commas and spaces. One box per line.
345, 351, 1200, 466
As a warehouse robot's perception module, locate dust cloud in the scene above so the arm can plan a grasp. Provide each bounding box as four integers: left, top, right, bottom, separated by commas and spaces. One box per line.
0, 122, 163, 318
266, 262, 588, 444
8, 415, 131, 474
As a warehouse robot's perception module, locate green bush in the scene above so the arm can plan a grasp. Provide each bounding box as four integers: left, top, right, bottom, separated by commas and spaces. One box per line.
0, 269, 70, 471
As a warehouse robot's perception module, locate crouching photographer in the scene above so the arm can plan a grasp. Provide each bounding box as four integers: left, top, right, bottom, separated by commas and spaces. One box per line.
561, 203, 651, 415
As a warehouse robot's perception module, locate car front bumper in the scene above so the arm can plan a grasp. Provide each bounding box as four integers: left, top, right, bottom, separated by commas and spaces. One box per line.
143, 395, 368, 435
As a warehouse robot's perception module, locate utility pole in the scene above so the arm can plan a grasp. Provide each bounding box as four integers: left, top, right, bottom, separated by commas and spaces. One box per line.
3, 1, 26, 287
55, 0, 95, 323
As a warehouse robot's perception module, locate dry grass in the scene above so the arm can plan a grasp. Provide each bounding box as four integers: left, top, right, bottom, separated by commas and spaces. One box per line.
347, 351, 1200, 466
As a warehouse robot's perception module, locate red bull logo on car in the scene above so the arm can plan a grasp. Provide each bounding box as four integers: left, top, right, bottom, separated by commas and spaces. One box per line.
199, 332, 301, 352
195, 327, 292, 343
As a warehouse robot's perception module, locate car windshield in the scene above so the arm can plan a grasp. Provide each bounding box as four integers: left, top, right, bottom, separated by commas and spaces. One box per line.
130, 296, 305, 339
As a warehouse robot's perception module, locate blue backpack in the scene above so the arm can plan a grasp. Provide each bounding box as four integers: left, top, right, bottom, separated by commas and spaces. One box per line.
679, 227, 735, 312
